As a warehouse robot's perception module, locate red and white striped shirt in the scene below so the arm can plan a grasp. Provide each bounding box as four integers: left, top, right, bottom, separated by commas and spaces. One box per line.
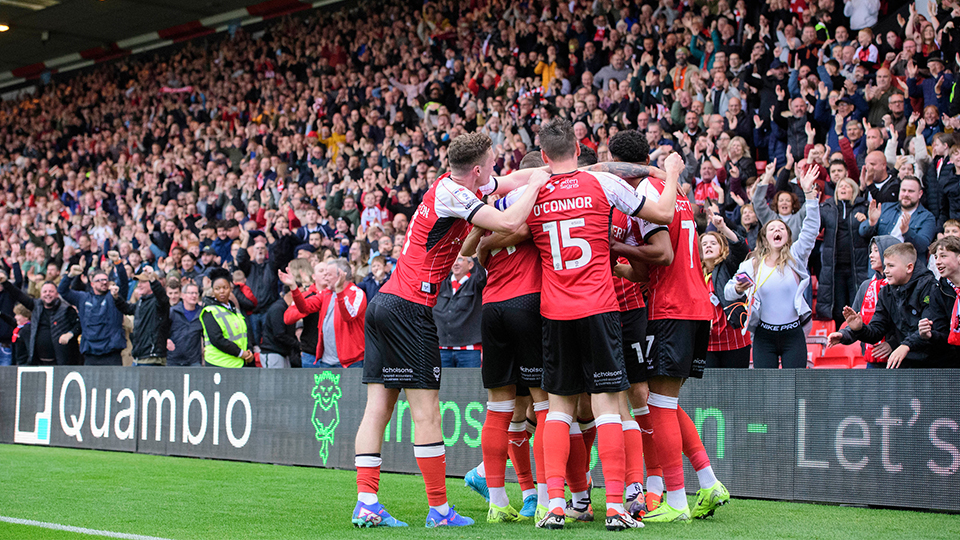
706, 274, 752, 352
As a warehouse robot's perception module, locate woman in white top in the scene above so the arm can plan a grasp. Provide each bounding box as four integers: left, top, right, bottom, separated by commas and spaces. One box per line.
725, 165, 820, 368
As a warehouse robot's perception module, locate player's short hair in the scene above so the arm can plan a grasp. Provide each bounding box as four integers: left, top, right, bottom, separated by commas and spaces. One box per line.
519, 150, 545, 170
945, 219, 960, 230
608, 129, 650, 164
884, 243, 917, 264
931, 235, 960, 256
447, 132, 492, 174
539, 119, 578, 161
577, 144, 598, 166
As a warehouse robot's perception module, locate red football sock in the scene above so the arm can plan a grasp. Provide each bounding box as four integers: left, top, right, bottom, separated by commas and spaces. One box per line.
356, 454, 381, 495
678, 406, 711, 471
622, 421, 645, 486
481, 409, 513, 489
543, 415, 572, 500
648, 402, 683, 493
508, 424, 535, 492
595, 415, 625, 504
579, 417, 597, 476
566, 426, 590, 493
414, 443, 447, 507
533, 407, 548, 484
635, 409, 662, 479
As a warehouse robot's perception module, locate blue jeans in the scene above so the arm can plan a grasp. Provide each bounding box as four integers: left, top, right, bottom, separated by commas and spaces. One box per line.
249, 312, 267, 349
301, 353, 320, 368
0, 344, 11, 366
440, 349, 481, 368
348, 361, 364, 369
866, 361, 887, 369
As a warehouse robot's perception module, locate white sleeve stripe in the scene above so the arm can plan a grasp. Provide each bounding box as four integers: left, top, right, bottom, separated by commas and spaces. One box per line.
345, 289, 363, 318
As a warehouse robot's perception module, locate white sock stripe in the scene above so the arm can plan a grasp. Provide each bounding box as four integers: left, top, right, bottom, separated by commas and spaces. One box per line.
526, 421, 536, 434
355, 455, 382, 468
533, 400, 550, 412
632, 406, 650, 416
508, 422, 527, 432
578, 419, 596, 430
647, 393, 678, 410
568, 422, 582, 435
545, 411, 573, 424
486, 400, 516, 413
594, 414, 621, 427
622, 420, 641, 431
413, 444, 445, 459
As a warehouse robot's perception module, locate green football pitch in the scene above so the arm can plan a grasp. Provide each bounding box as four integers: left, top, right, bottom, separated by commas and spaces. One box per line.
1, 444, 958, 540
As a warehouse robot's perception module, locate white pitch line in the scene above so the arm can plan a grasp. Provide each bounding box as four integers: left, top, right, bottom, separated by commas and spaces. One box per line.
0, 515, 175, 540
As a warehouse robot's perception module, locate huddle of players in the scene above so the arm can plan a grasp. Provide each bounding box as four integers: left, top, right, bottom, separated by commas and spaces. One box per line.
350, 119, 727, 531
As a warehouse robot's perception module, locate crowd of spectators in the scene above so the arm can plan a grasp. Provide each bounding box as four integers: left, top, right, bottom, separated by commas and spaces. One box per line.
0, 0, 958, 368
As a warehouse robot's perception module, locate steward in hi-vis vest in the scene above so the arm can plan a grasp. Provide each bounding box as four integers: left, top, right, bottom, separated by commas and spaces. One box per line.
200, 271, 254, 368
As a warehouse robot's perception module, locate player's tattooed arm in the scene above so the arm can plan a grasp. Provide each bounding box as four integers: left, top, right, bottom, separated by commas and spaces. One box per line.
583, 162, 667, 179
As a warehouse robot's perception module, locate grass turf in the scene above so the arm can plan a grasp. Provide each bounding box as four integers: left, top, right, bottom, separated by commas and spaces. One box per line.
1, 444, 958, 539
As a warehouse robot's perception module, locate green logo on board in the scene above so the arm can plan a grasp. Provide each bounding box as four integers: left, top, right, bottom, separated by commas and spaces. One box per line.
312, 371, 342, 465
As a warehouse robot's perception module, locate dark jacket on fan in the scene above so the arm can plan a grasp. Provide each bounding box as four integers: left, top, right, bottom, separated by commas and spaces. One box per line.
114, 279, 170, 360
6, 285, 82, 365
816, 195, 870, 319
167, 302, 204, 366
840, 263, 938, 367
433, 265, 486, 348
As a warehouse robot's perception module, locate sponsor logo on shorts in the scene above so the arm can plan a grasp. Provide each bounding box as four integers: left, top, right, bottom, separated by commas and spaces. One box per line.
382, 367, 414, 374
519, 366, 543, 374
594, 369, 625, 387
433, 366, 441, 381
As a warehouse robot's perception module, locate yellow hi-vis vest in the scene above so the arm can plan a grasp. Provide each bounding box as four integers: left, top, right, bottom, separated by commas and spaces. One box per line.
201, 304, 249, 368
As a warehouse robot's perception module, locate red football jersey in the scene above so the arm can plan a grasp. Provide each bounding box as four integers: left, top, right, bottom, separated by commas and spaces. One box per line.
638, 179, 713, 321
381, 173, 495, 307
611, 210, 646, 312
482, 238, 542, 305
498, 170, 646, 320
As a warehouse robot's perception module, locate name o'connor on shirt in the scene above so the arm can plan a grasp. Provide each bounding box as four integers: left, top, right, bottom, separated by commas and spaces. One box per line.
533, 197, 593, 216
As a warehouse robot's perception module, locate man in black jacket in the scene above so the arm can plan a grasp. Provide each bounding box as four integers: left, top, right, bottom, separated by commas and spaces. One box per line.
0, 263, 24, 365
433, 256, 486, 367
260, 288, 299, 368
113, 267, 170, 366
829, 242, 938, 368
167, 282, 203, 366
7, 281, 81, 365
235, 225, 297, 349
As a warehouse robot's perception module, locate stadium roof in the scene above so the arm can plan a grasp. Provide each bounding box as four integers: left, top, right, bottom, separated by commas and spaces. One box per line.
0, 0, 343, 89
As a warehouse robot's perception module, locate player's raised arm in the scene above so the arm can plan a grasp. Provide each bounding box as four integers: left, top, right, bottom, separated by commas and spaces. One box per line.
471, 171, 548, 234
582, 162, 666, 180
636, 153, 683, 225
493, 165, 549, 195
